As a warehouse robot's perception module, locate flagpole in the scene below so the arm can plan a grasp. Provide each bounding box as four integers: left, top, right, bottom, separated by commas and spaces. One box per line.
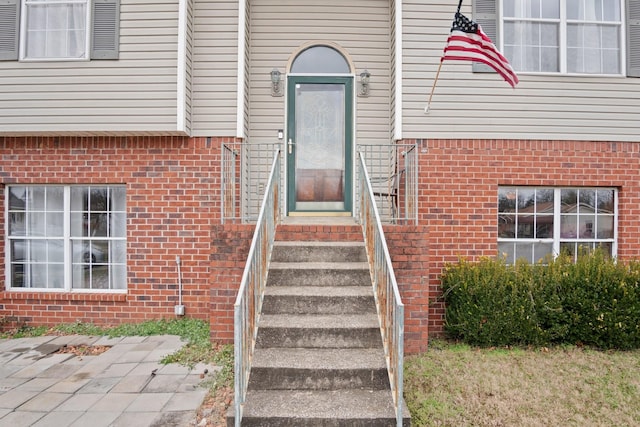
456, 0, 463, 13
424, 60, 443, 113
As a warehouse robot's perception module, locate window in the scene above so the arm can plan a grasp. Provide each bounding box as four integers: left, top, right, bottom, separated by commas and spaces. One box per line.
502, 0, 622, 74
7, 185, 127, 291
0, 0, 120, 61
498, 187, 616, 263
290, 45, 351, 74
472, 0, 640, 77
22, 0, 90, 60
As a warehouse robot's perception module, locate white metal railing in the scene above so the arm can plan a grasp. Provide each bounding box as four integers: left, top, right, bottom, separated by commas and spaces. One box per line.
222, 142, 283, 223
357, 143, 418, 224
357, 151, 405, 426
233, 149, 281, 426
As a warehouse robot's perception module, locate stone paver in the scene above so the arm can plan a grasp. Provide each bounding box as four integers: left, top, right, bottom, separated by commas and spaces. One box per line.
77, 377, 121, 394
30, 410, 84, 427
14, 378, 58, 392
111, 411, 159, 427
142, 374, 185, 393
0, 335, 213, 427
0, 390, 39, 409
17, 392, 71, 412
68, 410, 120, 427
125, 393, 173, 413
0, 410, 46, 426
163, 389, 208, 412
90, 393, 138, 412
56, 393, 103, 412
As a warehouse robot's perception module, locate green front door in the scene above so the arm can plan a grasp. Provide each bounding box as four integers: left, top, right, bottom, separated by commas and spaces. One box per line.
286, 76, 353, 214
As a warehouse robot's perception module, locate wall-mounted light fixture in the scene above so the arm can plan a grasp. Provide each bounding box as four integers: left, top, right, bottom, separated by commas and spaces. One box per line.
270, 68, 283, 97
359, 69, 371, 97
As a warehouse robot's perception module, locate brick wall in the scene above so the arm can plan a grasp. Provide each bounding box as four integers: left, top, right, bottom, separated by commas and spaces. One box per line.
0, 135, 236, 329
383, 225, 430, 354
4, 136, 638, 354
412, 139, 640, 336
209, 223, 254, 343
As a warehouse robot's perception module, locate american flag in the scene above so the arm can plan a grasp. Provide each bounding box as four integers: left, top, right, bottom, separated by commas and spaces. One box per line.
442, 12, 519, 88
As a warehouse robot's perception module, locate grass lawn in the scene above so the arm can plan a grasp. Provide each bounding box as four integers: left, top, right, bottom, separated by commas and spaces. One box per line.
404, 340, 640, 427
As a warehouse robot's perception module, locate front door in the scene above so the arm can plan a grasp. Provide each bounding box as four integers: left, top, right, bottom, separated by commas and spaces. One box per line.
286, 76, 353, 214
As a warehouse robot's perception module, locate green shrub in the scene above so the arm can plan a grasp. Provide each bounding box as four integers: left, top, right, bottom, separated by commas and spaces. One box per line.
441, 250, 640, 349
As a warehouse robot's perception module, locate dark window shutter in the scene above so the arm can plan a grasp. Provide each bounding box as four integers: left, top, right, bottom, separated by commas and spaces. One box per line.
0, 0, 20, 61
472, 0, 497, 73
628, 0, 640, 77
91, 0, 120, 60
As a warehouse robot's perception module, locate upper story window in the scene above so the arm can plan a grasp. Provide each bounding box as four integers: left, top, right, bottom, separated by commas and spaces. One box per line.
22, 0, 91, 60
473, 0, 640, 77
6, 185, 127, 291
0, 0, 120, 61
498, 187, 617, 263
502, 0, 623, 74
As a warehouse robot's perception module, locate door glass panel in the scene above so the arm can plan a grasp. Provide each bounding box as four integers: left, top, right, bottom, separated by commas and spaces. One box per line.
294, 83, 345, 210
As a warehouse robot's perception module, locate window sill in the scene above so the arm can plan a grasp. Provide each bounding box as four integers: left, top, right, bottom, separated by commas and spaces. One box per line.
2, 290, 127, 302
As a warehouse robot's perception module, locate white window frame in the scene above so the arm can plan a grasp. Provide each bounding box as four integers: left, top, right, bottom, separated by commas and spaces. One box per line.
499, 0, 626, 76
498, 187, 618, 264
19, 0, 91, 62
5, 185, 127, 292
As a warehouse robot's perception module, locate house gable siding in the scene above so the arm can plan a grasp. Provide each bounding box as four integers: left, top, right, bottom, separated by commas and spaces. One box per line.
0, 0, 181, 135
190, 0, 239, 137
248, 0, 392, 146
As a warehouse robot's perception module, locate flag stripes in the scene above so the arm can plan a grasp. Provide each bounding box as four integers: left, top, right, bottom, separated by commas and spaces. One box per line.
442, 13, 519, 88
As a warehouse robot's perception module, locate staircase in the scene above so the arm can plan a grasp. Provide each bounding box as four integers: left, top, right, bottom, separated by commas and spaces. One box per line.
228, 236, 410, 426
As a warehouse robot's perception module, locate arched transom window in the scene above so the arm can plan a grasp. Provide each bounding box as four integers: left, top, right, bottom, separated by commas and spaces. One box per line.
290, 45, 351, 74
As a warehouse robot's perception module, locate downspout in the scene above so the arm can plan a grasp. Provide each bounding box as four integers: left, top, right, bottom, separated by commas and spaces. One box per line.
175, 256, 185, 316
177, 0, 187, 133
394, 0, 403, 141
236, 0, 247, 138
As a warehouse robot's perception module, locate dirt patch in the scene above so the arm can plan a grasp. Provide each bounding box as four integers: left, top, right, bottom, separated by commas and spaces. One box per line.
196, 386, 232, 427
55, 344, 111, 357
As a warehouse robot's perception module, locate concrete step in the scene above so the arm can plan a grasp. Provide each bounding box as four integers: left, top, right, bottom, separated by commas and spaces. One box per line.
272, 241, 367, 263
248, 348, 389, 390
256, 314, 382, 349
228, 389, 411, 427
267, 262, 371, 287
262, 286, 376, 315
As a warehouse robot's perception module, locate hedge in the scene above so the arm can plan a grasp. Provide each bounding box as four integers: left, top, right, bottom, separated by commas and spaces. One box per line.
441, 250, 640, 349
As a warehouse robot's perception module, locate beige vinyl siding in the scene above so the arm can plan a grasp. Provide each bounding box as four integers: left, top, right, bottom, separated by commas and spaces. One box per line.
402, 1, 640, 142
191, 0, 239, 137
249, 0, 392, 146
0, 0, 182, 136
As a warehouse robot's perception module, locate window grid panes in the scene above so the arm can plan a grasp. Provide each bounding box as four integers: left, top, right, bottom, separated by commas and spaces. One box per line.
502, 0, 623, 74
22, 0, 90, 60
498, 187, 616, 263
7, 185, 127, 291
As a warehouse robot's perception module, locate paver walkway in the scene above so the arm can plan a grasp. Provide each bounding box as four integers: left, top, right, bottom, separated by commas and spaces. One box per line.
0, 335, 216, 427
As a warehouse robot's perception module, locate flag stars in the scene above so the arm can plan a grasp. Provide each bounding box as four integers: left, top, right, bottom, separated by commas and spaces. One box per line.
453, 12, 478, 33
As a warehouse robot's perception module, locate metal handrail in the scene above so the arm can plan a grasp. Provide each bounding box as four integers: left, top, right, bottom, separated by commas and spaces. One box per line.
357, 151, 405, 426
357, 143, 418, 224
222, 142, 283, 223
233, 149, 281, 426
